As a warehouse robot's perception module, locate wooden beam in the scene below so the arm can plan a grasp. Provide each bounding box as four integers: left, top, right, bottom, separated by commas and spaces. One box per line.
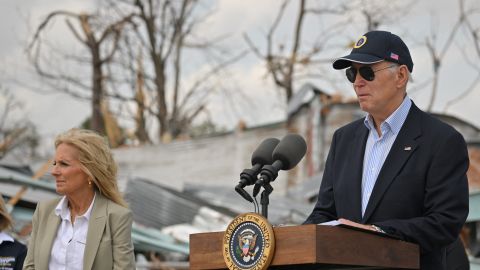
7, 159, 52, 206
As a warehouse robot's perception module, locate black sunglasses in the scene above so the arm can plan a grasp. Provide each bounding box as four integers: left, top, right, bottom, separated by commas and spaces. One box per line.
346, 65, 396, 83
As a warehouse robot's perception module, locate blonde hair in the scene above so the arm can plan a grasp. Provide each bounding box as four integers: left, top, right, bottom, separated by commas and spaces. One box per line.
55, 128, 127, 207
0, 196, 13, 231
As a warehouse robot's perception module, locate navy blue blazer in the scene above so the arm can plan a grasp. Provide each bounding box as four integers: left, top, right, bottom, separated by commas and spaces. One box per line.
304, 103, 469, 270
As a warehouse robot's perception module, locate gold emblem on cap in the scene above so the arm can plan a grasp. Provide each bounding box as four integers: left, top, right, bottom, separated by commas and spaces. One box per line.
354, 36, 367, 48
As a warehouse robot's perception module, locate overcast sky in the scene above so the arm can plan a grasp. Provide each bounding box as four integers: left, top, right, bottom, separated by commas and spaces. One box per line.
1, 0, 479, 151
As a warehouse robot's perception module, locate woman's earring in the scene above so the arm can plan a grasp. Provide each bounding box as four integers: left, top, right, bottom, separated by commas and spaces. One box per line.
88, 180, 92, 186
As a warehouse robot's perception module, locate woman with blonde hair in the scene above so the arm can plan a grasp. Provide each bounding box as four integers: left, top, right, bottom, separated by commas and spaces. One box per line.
24, 128, 135, 269
0, 195, 27, 270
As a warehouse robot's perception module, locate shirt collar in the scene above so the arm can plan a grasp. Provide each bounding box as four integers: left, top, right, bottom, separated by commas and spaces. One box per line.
0, 231, 14, 244
363, 96, 412, 135
54, 192, 96, 221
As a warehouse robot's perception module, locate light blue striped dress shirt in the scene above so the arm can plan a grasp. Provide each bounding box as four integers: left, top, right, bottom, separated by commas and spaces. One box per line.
361, 97, 412, 216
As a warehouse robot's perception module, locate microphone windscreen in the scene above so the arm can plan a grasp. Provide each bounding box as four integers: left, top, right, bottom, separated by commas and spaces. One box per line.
251, 138, 280, 165
272, 134, 307, 170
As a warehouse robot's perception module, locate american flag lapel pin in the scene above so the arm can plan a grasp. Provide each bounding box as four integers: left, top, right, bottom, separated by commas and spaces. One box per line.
404, 146, 412, 151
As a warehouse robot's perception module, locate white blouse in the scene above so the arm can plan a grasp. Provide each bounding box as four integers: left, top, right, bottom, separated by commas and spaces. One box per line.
49, 194, 95, 270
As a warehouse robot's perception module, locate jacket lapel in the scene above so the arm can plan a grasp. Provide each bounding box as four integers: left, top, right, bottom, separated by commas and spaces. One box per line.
347, 123, 369, 222
83, 193, 107, 270
362, 104, 422, 223
39, 207, 61, 269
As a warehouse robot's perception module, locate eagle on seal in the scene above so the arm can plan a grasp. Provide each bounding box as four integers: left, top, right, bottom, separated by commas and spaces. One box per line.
237, 229, 259, 262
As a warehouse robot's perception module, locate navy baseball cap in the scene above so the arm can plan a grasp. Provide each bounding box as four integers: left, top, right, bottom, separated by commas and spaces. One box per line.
333, 31, 414, 72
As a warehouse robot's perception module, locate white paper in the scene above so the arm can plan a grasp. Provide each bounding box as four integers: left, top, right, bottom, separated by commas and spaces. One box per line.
318, 220, 341, 226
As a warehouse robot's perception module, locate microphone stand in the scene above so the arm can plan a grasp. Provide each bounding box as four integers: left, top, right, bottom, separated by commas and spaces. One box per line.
260, 183, 273, 218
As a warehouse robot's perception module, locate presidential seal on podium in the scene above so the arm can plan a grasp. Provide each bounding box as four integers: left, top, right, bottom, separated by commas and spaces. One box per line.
222, 213, 275, 270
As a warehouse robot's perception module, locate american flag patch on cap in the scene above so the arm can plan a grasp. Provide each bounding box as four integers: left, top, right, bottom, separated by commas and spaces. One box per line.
390, 52, 399, 60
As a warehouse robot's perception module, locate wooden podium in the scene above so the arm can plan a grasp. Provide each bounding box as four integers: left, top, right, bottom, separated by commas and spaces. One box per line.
190, 224, 419, 269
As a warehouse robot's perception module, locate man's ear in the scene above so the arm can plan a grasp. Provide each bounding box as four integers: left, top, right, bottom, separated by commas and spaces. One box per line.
396, 65, 409, 88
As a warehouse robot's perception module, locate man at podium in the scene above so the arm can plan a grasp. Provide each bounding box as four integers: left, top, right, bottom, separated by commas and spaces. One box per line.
304, 31, 469, 270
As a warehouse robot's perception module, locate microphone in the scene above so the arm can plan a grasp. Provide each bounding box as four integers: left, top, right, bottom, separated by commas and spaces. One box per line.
235, 138, 280, 202
252, 134, 307, 197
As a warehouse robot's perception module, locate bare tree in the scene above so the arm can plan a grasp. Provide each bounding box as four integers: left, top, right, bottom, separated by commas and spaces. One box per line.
244, 0, 307, 103
134, 47, 151, 143
444, 0, 480, 111
111, 0, 246, 142
27, 10, 132, 135
423, 10, 465, 111
244, 0, 416, 105
345, 0, 417, 32
0, 87, 39, 161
